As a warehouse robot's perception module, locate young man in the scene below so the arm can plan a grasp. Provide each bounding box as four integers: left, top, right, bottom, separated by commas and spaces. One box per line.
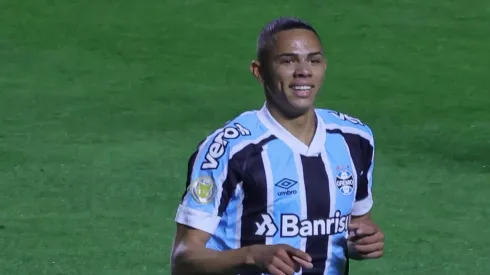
170, 17, 384, 275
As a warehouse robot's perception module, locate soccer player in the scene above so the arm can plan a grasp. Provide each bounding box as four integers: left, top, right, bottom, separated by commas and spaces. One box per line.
170, 17, 384, 275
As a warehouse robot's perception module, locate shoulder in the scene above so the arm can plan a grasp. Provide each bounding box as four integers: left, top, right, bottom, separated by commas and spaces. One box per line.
316, 108, 374, 146
194, 110, 270, 170
206, 110, 268, 145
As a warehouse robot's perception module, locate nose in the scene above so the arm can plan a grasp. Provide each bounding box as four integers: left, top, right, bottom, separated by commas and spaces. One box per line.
293, 62, 312, 78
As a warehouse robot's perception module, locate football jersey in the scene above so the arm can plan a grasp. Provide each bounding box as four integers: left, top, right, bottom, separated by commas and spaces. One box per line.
175, 104, 375, 275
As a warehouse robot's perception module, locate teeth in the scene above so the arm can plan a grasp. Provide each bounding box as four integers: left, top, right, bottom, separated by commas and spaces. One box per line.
292, 85, 312, 90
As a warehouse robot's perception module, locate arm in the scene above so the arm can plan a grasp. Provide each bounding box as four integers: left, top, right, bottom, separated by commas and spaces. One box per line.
351, 212, 372, 223
347, 129, 384, 260
171, 124, 313, 274
171, 124, 256, 275
170, 224, 257, 275
347, 212, 379, 260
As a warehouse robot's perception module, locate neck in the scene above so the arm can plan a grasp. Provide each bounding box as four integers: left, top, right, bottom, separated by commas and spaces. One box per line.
266, 102, 317, 146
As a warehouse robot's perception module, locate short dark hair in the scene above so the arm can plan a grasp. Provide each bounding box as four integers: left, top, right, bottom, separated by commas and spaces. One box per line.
256, 17, 320, 64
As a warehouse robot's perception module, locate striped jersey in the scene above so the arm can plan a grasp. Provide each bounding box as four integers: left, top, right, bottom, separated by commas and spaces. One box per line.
175, 104, 376, 275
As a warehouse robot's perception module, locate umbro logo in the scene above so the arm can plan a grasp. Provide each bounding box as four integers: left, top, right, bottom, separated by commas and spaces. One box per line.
275, 178, 298, 197
275, 178, 297, 190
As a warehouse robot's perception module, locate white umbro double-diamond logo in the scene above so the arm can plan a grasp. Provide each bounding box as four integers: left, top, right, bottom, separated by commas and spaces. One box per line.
254, 214, 278, 236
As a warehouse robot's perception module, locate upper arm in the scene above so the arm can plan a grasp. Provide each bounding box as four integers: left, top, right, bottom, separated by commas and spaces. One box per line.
174, 124, 249, 234
171, 223, 212, 258
173, 223, 212, 248
352, 127, 375, 217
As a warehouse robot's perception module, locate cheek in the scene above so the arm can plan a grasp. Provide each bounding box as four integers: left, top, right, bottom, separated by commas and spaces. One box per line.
275, 69, 294, 85
314, 66, 327, 78
313, 65, 325, 74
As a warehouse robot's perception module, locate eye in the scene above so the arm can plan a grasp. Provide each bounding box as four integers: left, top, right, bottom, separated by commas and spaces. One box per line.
310, 59, 321, 64
279, 59, 294, 64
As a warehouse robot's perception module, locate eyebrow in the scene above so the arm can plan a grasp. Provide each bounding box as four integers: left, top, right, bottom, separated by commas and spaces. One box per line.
274, 51, 324, 59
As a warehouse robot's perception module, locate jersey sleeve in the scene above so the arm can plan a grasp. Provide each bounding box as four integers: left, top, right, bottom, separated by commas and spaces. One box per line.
351, 127, 375, 216
174, 124, 249, 234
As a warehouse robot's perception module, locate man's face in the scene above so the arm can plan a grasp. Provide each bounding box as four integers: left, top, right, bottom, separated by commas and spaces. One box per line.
253, 28, 327, 116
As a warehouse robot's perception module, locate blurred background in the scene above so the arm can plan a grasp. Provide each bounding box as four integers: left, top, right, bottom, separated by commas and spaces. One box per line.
0, 0, 488, 274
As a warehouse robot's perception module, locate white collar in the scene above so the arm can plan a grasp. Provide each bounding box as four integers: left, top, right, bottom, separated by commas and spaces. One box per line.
257, 104, 326, 156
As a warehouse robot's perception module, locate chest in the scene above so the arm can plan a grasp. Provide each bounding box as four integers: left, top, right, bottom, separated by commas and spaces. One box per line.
238, 144, 359, 218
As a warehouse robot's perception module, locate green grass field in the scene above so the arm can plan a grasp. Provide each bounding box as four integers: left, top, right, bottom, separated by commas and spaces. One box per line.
1, 0, 489, 274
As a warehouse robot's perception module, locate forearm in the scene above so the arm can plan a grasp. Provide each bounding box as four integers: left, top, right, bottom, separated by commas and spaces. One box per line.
171, 244, 256, 275
347, 212, 384, 260
348, 213, 370, 260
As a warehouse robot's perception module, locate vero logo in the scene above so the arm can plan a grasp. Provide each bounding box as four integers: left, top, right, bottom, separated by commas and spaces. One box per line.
275, 178, 298, 196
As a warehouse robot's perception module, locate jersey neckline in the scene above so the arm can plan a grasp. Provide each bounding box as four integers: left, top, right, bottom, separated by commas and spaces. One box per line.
257, 104, 326, 157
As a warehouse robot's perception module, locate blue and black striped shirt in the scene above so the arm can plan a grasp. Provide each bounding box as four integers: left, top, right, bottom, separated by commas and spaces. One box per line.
175, 104, 375, 275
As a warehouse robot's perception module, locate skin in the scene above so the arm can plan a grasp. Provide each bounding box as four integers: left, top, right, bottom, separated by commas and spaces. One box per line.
250, 28, 327, 146
170, 28, 384, 275
251, 28, 384, 260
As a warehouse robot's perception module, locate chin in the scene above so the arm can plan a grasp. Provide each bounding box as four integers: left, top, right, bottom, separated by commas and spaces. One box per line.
283, 103, 314, 118
291, 99, 315, 111
269, 94, 315, 117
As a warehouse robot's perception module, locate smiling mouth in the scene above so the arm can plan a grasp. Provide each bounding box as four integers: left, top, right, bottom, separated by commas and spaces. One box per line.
290, 85, 314, 98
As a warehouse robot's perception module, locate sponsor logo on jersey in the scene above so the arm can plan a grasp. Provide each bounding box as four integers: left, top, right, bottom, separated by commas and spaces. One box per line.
201, 123, 251, 170
255, 211, 350, 237
335, 167, 354, 196
255, 214, 278, 237
275, 178, 298, 197
189, 176, 216, 204
328, 110, 365, 126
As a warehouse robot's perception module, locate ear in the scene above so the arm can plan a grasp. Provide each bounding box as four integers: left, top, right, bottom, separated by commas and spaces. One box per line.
250, 60, 263, 83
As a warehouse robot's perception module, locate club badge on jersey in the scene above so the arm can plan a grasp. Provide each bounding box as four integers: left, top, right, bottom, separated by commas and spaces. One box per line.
335, 167, 355, 196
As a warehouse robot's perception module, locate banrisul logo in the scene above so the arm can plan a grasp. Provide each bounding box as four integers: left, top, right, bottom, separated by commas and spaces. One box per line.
201, 123, 250, 170
280, 211, 349, 237
275, 178, 298, 197
255, 211, 350, 237
254, 214, 278, 237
